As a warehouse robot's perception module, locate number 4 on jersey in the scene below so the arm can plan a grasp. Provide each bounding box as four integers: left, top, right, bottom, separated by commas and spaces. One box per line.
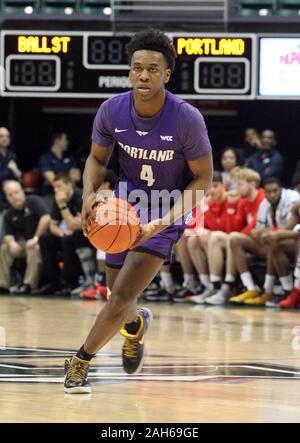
140, 164, 155, 187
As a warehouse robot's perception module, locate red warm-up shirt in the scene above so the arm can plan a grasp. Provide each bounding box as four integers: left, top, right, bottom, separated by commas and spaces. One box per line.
186, 199, 228, 231
204, 199, 232, 232
186, 197, 239, 233
225, 188, 265, 235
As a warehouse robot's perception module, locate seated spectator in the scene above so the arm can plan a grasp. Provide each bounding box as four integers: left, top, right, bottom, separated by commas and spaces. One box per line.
173, 209, 204, 301
292, 171, 300, 194
184, 171, 240, 304
80, 169, 117, 300
38, 132, 81, 204
220, 147, 239, 189
280, 240, 300, 309
170, 235, 201, 302
237, 127, 262, 164
268, 201, 300, 309
38, 173, 95, 295
0, 127, 21, 184
0, 180, 50, 294
199, 167, 265, 305
229, 177, 300, 306
245, 129, 284, 182
168, 174, 226, 303
0, 127, 22, 237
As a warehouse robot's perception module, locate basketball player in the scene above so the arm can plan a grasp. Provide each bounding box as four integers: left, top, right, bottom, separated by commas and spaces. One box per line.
64, 29, 213, 393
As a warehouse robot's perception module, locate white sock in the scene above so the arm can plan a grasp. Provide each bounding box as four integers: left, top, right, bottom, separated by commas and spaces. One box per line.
183, 273, 195, 288
210, 274, 221, 283
295, 279, 300, 290
279, 275, 293, 292
264, 274, 275, 294
225, 274, 235, 283
199, 274, 210, 288
160, 272, 175, 294
240, 272, 256, 290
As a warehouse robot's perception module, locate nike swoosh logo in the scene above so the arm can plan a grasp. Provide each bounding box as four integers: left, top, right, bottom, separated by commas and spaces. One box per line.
115, 128, 128, 133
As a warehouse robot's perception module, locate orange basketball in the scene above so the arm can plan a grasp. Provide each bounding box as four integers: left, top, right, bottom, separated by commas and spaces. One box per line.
86, 198, 140, 253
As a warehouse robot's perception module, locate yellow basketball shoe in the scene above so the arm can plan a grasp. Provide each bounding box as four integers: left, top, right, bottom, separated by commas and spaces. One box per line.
244, 293, 273, 306
120, 307, 153, 375
229, 289, 260, 304
64, 356, 91, 394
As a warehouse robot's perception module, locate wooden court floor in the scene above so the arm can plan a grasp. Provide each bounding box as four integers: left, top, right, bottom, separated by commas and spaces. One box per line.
1, 295, 300, 423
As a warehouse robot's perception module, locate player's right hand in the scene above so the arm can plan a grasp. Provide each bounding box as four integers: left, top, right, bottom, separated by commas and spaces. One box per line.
82, 192, 97, 236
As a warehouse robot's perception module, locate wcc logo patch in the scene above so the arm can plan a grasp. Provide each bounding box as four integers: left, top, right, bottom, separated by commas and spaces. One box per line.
160, 135, 173, 142
1, 346, 300, 384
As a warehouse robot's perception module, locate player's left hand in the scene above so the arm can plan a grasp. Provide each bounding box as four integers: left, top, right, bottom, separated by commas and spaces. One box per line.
130, 219, 166, 249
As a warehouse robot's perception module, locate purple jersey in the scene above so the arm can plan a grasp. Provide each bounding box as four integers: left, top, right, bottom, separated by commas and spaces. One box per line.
92, 90, 212, 195
92, 91, 212, 263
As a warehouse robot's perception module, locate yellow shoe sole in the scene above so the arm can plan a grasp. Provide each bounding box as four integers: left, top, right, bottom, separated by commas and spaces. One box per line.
229, 292, 259, 303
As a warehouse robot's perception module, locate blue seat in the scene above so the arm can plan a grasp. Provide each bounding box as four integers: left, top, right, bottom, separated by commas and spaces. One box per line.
279, 0, 300, 5
277, 0, 300, 14
1, 0, 38, 13
236, 6, 273, 15
275, 7, 300, 13
40, 0, 79, 14
79, 0, 110, 14
239, 0, 274, 5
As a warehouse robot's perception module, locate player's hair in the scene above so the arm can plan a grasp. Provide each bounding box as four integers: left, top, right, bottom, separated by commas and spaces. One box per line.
212, 171, 223, 183
263, 177, 282, 188
127, 28, 177, 72
233, 167, 261, 185
53, 172, 72, 184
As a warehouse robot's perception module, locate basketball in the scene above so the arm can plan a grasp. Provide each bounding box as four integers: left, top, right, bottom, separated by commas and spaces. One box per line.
86, 197, 140, 253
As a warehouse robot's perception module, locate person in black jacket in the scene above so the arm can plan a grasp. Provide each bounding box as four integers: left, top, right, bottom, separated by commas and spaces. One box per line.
0, 180, 50, 294
245, 129, 284, 182
38, 173, 95, 294
0, 127, 22, 239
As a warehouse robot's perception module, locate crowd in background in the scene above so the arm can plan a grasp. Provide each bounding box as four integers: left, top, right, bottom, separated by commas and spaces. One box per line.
0, 125, 300, 310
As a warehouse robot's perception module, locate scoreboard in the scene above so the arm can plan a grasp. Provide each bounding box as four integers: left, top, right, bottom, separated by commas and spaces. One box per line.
1, 31, 299, 100
170, 34, 255, 99
0, 31, 256, 99
1, 31, 132, 97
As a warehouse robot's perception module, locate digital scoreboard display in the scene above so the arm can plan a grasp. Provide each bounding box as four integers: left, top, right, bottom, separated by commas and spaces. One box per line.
259, 37, 300, 98
170, 35, 254, 98
1, 31, 132, 97
0, 31, 256, 99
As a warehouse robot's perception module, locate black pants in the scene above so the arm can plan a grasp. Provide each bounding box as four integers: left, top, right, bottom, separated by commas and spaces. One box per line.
39, 230, 90, 289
